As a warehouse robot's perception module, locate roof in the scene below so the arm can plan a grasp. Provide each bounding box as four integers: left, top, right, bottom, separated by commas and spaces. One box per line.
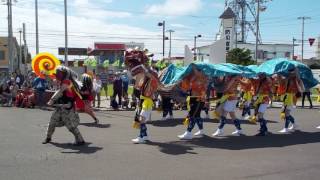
88, 43, 126, 56
94, 43, 126, 51
219, 7, 236, 19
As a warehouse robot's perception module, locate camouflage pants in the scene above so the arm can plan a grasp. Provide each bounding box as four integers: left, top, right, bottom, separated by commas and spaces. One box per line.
46, 108, 84, 143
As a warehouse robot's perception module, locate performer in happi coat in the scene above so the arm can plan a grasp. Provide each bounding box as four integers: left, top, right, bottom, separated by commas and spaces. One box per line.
251, 73, 273, 136
277, 68, 305, 133
178, 65, 208, 140
239, 77, 254, 121
212, 75, 244, 136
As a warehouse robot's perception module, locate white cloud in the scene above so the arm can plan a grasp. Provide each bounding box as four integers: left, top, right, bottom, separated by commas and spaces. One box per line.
170, 23, 191, 29
74, 0, 113, 6
211, 2, 225, 9
146, 0, 203, 16
71, 0, 131, 19
0, 7, 185, 59
0, 0, 212, 60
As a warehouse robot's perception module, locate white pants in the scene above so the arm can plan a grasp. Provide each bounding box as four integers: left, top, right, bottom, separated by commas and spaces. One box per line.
140, 109, 151, 122
244, 100, 251, 107
286, 105, 294, 111
258, 104, 268, 113
223, 100, 238, 112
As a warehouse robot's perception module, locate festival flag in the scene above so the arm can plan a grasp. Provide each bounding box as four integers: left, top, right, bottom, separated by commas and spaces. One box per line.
83, 58, 90, 66
90, 58, 97, 67
103, 59, 109, 68
112, 59, 120, 67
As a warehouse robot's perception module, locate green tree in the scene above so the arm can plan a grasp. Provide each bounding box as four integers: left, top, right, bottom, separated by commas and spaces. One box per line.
226, 48, 256, 65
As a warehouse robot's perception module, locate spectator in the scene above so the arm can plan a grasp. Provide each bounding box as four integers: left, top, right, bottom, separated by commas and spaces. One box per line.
22, 71, 36, 89
0, 71, 8, 85
302, 88, 313, 108
98, 68, 109, 100
121, 70, 129, 99
131, 79, 140, 109
15, 69, 24, 88
0, 83, 12, 106
112, 72, 123, 109
32, 71, 48, 109
93, 75, 102, 108
9, 78, 19, 103
51, 79, 60, 91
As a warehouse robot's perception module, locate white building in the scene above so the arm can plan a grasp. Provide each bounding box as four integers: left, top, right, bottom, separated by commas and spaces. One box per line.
195, 7, 293, 64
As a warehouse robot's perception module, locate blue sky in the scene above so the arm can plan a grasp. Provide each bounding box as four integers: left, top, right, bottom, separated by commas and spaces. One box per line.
0, 0, 319, 59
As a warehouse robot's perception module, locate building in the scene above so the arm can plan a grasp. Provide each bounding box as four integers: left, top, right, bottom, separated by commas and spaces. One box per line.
195, 7, 293, 64
58, 42, 144, 74
87, 42, 144, 65
0, 36, 20, 74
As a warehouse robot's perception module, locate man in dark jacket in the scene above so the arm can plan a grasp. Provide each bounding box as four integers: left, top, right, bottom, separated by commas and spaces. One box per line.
112, 72, 123, 108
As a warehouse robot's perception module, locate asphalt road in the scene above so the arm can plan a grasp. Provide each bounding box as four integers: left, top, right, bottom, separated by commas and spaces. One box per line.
0, 107, 320, 180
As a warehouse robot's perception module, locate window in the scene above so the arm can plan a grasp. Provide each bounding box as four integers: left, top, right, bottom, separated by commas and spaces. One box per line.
0, 50, 5, 60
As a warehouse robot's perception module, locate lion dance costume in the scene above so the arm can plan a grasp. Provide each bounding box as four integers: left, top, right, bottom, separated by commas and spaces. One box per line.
76, 74, 99, 124
125, 49, 159, 144
278, 68, 304, 133
42, 66, 85, 146
178, 65, 208, 140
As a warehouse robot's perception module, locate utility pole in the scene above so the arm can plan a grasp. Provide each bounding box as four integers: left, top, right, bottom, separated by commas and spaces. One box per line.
298, 16, 311, 62
255, 0, 260, 62
292, 37, 296, 59
7, 0, 13, 73
166, 29, 174, 59
64, 0, 68, 66
194, 35, 201, 61
35, 0, 39, 54
19, 28, 22, 70
158, 21, 165, 59
23, 23, 27, 73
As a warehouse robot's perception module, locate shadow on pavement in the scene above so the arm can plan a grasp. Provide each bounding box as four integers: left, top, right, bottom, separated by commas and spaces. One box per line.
146, 141, 197, 155
148, 118, 185, 127
80, 123, 111, 128
97, 111, 134, 118
50, 142, 103, 154
148, 118, 277, 127
188, 131, 320, 150
147, 131, 320, 155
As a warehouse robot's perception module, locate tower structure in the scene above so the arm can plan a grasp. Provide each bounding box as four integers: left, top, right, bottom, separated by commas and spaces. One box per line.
216, 0, 271, 44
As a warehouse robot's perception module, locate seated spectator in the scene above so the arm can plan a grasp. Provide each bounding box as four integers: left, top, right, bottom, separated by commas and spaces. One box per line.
0, 83, 12, 106
32, 71, 48, 109
9, 78, 19, 103
15, 69, 24, 88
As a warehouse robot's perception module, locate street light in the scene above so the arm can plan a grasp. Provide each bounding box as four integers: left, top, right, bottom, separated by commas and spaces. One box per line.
166, 29, 174, 59
194, 34, 202, 61
35, 0, 39, 54
297, 16, 311, 62
18, 28, 22, 70
158, 21, 165, 59
64, 0, 68, 66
